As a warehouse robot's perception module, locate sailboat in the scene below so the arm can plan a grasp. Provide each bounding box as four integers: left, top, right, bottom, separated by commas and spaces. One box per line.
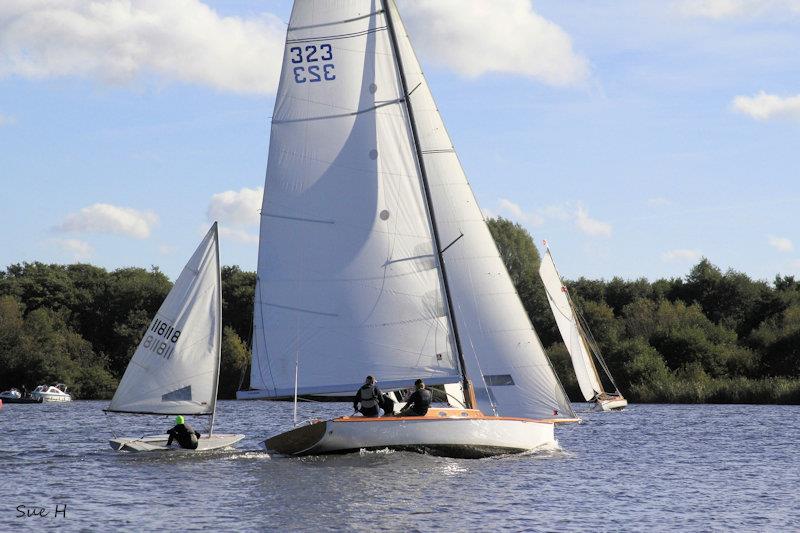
538, 243, 628, 411
236, 0, 579, 458
107, 223, 245, 452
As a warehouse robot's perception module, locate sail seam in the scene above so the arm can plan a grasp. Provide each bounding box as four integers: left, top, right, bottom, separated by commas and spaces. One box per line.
288, 10, 385, 32
286, 26, 386, 44
273, 97, 404, 124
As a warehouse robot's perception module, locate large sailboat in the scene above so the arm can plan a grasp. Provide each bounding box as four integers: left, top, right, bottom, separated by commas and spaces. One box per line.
237, 0, 579, 457
107, 224, 245, 452
539, 243, 628, 411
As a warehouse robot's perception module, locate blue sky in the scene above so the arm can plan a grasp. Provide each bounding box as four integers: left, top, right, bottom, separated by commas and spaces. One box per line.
1, 0, 798, 282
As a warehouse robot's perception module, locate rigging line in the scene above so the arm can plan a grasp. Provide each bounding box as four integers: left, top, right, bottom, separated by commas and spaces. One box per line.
288, 10, 385, 31
286, 26, 387, 44
272, 97, 404, 124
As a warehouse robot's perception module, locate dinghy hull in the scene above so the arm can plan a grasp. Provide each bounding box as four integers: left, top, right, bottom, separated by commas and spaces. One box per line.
595, 397, 628, 411
266, 408, 571, 459
109, 434, 245, 453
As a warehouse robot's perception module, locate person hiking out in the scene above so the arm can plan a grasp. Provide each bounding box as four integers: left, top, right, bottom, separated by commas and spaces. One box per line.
166, 415, 201, 450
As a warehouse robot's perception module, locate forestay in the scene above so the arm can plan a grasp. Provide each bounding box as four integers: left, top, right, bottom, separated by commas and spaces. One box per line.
385, 0, 574, 419
539, 249, 603, 402
247, 0, 461, 398
108, 224, 221, 415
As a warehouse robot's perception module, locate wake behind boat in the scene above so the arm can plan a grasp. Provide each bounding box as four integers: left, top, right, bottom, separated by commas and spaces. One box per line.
106, 223, 244, 452
241, 0, 579, 457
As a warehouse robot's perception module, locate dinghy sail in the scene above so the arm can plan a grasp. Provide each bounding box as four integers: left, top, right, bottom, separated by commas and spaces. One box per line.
539, 243, 627, 411
239, 0, 578, 457
107, 223, 244, 451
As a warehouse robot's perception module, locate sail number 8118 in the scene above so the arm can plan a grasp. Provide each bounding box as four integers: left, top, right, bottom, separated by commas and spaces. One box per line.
290, 44, 335, 83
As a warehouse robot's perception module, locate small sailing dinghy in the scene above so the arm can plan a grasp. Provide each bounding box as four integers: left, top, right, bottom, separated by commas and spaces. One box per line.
238, 0, 579, 458
539, 243, 628, 412
107, 223, 244, 452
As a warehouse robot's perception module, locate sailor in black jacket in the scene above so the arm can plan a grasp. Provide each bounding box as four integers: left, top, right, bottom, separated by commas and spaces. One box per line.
399, 379, 432, 416
167, 415, 201, 449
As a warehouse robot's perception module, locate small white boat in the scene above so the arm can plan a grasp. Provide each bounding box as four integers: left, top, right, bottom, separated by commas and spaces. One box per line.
0, 388, 21, 400
267, 408, 571, 458
31, 384, 72, 403
110, 433, 245, 453
593, 394, 628, 412
106, 223, 244, 453
540, 245, 629, 412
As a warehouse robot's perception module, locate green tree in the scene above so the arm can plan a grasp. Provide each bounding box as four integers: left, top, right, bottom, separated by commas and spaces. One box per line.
219, 326, 251, 398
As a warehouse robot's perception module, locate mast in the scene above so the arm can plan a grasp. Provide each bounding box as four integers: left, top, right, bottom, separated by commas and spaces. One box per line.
383, 0, 473, 407
209, 221, 221, 437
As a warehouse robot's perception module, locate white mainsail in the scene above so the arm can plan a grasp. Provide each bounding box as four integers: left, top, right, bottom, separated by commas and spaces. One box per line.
385, 0, 574, 419
244, 0, 573, 420
247, 0, 461, 398
539, 248, 604, 402
108, 223, 221, 415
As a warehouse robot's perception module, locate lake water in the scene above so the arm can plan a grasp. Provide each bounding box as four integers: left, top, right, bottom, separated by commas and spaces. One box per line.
1, 401, 797, 531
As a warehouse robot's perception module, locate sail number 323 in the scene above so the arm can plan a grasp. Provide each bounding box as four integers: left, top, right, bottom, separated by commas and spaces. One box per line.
290, 44, 335, 83
142, 318, 181, 359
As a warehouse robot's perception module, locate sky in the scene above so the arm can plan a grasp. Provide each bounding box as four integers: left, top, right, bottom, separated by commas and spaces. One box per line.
1, 0, 798, 282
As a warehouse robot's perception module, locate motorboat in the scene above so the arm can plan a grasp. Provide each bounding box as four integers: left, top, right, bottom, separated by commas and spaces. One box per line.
31, 384, 72, 402
0, 388, 43, 404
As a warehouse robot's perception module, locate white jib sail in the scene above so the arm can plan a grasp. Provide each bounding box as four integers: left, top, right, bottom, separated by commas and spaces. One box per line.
386, 0, 574, 419
247, 0, 461, 398
108, 223, 221, 415
539, 249, 603, 402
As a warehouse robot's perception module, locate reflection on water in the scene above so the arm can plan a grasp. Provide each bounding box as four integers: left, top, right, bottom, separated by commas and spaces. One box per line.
1, 401, 798, 531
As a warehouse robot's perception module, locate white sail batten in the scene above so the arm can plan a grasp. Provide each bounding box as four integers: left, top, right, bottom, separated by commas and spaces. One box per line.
108, 224, 221, 415
385, 0, 574, 419
539, 249, 604, 401
247, 0, 461, 398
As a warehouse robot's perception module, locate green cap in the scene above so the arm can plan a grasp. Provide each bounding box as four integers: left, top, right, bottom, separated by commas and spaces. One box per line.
175, 415, 185, 425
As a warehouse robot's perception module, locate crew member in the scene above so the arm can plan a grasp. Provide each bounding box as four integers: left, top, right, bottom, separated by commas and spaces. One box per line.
353, 375, 383, 417
166, 415, 201, 450
398, 379, 431, 417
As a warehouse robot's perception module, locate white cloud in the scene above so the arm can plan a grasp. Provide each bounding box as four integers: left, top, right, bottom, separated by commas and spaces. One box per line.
495, 199, 611, 238
575, 205, 612, 237
397, 0, 588, 86
498, 198, 544, 226
57, 203, 158, 239
219, 226, 258, 245
768, 235, 794, 252
647, 197, 672, 207
207, 186, 262, 226
662, 249, 702, 262
0, 0, 285, 94
676, 0, 800, 18
49, 238, 93, 260
732, 92, 800, 121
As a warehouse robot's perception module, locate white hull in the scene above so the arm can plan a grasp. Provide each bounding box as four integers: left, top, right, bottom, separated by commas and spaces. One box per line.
32, 392, 72, 402
594, 397, 628, 411
265, 408, 570, 459
109, 434, 245, 453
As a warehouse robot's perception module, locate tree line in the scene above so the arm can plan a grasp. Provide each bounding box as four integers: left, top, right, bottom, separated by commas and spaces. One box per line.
0, 218, 797, 403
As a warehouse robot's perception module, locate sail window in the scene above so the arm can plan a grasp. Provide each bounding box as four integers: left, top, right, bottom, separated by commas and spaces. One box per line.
162, 385, 192, 402
483, 374, 515, 386
369, 149, 379, 160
